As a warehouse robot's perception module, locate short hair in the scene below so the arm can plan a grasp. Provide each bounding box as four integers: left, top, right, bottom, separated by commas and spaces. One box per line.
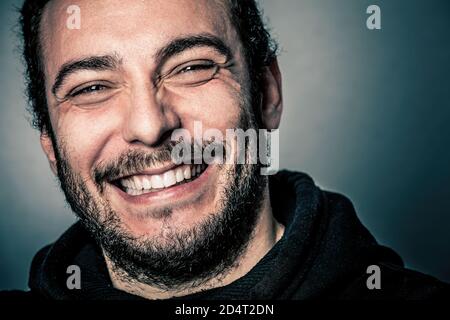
19, 0, 278, 134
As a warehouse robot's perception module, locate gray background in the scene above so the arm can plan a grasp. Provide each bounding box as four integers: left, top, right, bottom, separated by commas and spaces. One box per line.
1, 0, 449, 290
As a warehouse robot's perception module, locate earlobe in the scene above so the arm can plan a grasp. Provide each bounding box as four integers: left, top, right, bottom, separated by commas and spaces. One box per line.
261, 59, 283, 130
40, 132, 58, 175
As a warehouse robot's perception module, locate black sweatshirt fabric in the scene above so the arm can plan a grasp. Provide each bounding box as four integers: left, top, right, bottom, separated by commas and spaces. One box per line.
2, 170, 449, 300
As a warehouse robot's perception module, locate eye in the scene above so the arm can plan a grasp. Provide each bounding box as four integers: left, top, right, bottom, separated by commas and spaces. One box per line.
70, 84, 108, 97
161, 60, 220, 87
178, 62, 216, 74
64, 81, 118, 106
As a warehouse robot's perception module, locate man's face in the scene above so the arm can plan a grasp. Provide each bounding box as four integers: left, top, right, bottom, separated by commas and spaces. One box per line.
39, 0, 268, 287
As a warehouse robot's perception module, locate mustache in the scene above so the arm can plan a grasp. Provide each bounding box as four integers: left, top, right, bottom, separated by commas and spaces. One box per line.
93, 139, 226, 187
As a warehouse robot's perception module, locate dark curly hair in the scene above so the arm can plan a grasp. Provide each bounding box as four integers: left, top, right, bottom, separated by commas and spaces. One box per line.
19, 0, 278, 134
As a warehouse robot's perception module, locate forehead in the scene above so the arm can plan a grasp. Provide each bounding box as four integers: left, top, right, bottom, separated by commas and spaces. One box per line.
40, 0, 234, 73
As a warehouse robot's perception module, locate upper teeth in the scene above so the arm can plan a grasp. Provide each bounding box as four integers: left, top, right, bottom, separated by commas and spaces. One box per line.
119, 164, 206, 196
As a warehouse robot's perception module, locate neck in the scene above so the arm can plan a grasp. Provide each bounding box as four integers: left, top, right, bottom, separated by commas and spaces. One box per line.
104, 186, 285, 300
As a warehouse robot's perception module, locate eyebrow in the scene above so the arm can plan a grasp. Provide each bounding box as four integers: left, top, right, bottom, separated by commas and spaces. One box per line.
51, 54, 121, 96
154, 34, 233, 71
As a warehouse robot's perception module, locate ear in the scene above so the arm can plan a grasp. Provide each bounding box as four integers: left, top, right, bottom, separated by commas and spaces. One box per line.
40, 132, 58, 176
260, 58, 283, 130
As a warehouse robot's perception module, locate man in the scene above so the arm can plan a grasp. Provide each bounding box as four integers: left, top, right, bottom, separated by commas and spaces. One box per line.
2, 0, 448, 300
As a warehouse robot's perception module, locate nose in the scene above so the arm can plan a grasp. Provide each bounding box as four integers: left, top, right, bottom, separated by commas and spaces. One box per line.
122, 82, 180, 147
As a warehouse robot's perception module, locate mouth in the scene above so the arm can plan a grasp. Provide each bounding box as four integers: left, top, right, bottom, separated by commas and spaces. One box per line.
110, 163, 208, 197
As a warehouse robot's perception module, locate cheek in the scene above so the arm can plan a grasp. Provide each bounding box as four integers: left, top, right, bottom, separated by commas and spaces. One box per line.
51, 103, 124, 176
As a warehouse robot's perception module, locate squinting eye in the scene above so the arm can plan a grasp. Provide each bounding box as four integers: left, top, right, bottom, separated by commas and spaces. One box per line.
71, 84, 108, 97
178, 63, 215, 74
162, 60, 220, 87
64, 82, 118, 106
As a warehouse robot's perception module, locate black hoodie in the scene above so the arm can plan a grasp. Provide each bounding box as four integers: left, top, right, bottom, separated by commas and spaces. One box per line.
2, 171, 449, 300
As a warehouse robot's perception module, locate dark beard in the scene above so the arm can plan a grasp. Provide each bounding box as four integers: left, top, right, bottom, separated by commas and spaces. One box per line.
52, 112, 267, 291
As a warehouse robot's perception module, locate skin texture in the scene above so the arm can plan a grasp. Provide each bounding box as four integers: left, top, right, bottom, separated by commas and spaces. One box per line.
39, 0, 284, 299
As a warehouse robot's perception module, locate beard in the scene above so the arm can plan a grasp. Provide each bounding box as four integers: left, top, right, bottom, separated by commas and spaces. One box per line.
51, 106, 268, 291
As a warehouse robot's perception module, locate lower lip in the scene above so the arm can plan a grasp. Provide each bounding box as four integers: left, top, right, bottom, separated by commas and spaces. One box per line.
110, 165, 213, 205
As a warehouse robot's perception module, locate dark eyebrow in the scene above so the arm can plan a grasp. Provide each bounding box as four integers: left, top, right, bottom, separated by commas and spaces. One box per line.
51, 54, 121, 96
154, 34, 233, 70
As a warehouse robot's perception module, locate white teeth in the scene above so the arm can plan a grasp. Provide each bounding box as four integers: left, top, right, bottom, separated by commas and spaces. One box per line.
151, 175, 164, 189
163, 170, 177, 188
127, 178, 136, 189
184, 166, 192, 180
119, 164, 207, 196
175, 168, 184, 182
133, 176, 143, 190
142, 177, 151, 190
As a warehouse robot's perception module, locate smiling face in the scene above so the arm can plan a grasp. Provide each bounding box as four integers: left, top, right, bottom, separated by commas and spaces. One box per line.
38, 0, 282, 288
